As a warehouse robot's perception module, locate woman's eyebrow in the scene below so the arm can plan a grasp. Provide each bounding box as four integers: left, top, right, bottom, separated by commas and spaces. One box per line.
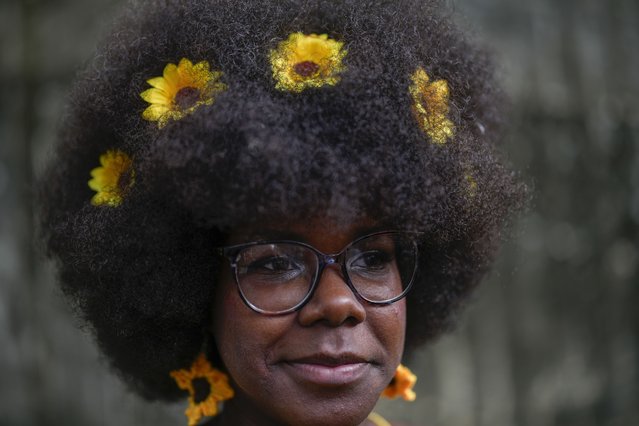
229, 222, 387, 245
232, 229, 305, 243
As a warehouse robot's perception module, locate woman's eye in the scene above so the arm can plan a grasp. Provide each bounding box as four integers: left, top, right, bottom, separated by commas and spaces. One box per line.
349, 251, 394, 272
247, 256, 302, 275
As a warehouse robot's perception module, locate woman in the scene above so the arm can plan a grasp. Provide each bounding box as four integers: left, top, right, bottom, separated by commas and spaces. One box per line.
37, 0, 525, 424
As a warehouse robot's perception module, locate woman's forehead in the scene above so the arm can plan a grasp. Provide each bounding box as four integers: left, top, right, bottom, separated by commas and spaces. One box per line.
225, 215, 383, 246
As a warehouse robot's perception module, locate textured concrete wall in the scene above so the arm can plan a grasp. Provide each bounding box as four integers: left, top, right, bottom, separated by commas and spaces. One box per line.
1, 0, 637, 425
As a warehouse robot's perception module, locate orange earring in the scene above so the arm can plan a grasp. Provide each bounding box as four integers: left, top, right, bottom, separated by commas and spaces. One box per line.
381, 364, 417, 401
170, 353, 234, 426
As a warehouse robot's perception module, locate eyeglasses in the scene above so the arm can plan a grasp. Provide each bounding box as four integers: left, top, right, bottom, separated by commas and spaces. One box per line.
216, 231, 420, 315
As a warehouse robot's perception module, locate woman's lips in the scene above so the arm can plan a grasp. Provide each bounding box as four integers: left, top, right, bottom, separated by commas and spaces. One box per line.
282, 354, 371, 386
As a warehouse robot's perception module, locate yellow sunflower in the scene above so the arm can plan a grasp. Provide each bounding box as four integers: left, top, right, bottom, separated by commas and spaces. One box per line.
170, 353, 234, 426
409, 67, 455, 144
269, 32, 347, 92
88, 150, 134, 207
140, 58, 226, 128
465, 172, 478, 197
382, 364, 417, 401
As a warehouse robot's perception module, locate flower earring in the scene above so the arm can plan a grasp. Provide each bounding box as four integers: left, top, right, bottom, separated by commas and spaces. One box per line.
170, 353, 234, 426
382, 364, 417, 401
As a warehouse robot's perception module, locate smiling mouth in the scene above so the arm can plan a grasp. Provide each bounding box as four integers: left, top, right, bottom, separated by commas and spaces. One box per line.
282, 354, 372, 386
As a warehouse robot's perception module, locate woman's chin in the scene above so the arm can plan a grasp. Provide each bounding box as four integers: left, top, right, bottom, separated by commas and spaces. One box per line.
223, 378, 382, 426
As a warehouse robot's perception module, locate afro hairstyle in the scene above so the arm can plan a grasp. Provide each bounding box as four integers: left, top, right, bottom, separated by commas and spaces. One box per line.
37, 0, 526, 401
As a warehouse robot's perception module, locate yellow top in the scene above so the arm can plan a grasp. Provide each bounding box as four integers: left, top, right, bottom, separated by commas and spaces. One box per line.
367, 412, 392, 426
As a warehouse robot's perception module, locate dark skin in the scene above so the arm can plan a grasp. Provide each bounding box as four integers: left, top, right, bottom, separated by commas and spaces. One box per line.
210, 218, 407, 426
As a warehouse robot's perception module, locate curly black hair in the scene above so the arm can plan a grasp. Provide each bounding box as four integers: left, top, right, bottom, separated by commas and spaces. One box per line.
37, 0, 525, 401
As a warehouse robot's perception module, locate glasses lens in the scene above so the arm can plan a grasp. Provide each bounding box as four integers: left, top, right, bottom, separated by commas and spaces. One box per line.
345, 232, 417, 303
235, 243, 318, 313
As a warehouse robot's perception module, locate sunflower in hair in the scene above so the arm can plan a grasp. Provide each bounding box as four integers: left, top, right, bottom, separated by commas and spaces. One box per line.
270, 32, 347, 92
88, 150, 134, 207
141, 58, 226, 128
409, 67, 455, 144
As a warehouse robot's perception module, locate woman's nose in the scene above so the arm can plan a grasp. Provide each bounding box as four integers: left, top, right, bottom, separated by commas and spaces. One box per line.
297, 265, 367, 326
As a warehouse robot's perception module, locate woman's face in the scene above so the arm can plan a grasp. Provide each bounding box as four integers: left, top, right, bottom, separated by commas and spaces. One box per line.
211, 218, 407, 426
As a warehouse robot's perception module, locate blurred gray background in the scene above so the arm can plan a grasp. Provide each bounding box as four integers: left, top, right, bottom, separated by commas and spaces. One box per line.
1, 0, 638, 425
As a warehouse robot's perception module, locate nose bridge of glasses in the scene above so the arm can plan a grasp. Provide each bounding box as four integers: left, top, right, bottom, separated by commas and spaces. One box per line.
322, 254, 338, 265
316, 251, 349, 279
315, 252, 339, 277
313, 254, 358, 305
